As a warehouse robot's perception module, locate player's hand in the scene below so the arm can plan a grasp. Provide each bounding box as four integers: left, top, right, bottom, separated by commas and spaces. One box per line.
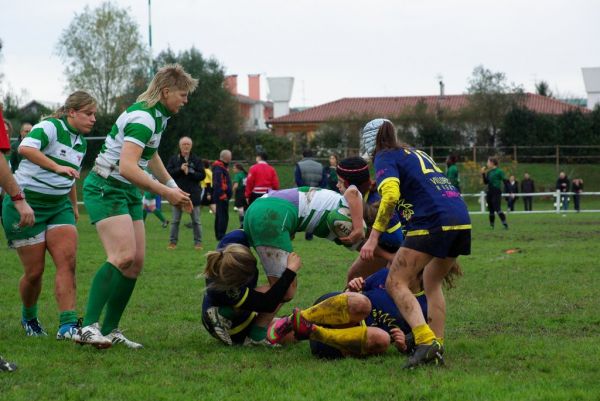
390, 328, 407, 352
347, 277, 364, 292
55, 165, 80, 179
360, 237, 377, 260
165, 187, 191, 209
480, 167, 486, 174
14, 199, 35, 227
339, 227, 365, 245
286, 252, 302, 272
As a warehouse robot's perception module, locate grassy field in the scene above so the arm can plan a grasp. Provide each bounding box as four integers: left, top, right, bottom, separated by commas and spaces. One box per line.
1, 208, 599, 400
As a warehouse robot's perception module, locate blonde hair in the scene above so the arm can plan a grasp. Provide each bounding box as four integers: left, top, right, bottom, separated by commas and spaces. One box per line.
204, 244, 257, 292
137, 64, 198, 107
46, 91, 97, 120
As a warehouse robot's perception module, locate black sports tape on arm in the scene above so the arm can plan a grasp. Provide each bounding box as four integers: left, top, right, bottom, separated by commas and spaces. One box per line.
238, 268, 297, 313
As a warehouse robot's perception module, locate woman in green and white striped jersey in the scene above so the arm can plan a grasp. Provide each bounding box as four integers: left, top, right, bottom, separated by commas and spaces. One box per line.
78, 64, 197, 349
2, 91, 97, 341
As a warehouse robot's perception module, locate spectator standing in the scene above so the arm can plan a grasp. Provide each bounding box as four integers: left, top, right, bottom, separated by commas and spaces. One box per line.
572, 178, 583, 212
521, 173, 535, 211
245, 151, 279, 206
212, 150, 232, 240
295, 149, 326, 188
232, 163, 248, 228
166, 136, 205, 250
326, 154, 339, 192
10, 122, 33, 173
445, 154, 460, 192
556, 172, 570, 211
504, 175, 519, 212
482, 157, 508, 229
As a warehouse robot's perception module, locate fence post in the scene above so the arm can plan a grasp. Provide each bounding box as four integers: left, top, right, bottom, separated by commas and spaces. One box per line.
513, 145, 517, 162
430, 145, 434, 158
480, 191, 486, 213
473, 146, 477, 164
555, 190, 561, 214
555, 145, 560, 173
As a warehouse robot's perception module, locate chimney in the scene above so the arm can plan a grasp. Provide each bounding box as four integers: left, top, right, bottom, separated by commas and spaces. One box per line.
224, 75, 238, 95
249, 74, 261, 100
582, 67, 600, 109
439, 80, 445, 97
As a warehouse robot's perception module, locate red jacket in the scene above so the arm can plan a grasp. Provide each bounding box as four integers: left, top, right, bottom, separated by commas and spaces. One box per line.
245, 161, 280, 198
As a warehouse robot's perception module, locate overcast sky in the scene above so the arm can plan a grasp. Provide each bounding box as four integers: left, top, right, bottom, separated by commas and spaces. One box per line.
1, 0, 598, 108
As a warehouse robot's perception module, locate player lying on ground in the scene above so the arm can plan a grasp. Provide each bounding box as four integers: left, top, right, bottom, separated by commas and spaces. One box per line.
243, 186, 366, 304
266, 264, 462, 360
202, 229, 301, 346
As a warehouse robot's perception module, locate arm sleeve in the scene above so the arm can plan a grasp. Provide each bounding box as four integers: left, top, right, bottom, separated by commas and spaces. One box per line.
373, 179, 400, 232
482, 172, 489, 185
166, 155, 182, 178
189, 156, 205, 181
245, 169, 255, 198
272, 167, 280, 190
237, 269, 297, 312
294, 165, 303, 186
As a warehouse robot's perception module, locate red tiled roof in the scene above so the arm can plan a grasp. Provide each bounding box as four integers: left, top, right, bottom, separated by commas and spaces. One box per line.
268, 93, 588, 125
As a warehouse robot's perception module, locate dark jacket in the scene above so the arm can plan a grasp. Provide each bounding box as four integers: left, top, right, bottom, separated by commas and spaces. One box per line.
212, 160, 232, 202
556, 177, 570, 193
521, 178, 535, 194
166, 153, 205, 206
10, 138, 23, 173
504, 180, 518, 194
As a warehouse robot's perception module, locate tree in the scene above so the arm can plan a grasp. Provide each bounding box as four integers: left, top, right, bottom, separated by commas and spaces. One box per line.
56, 2, 150, 113
466, 65, 524, 147
535, 80, 553, 97
153, 48, 241, 160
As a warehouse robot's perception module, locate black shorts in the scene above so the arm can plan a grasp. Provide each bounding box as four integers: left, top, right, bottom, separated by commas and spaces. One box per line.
402, 228, 471, 258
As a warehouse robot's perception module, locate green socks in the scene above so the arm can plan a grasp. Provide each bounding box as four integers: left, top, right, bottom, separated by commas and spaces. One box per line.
154, 209, 166, 223
101, 270, 137, 335
59, 310, 78, 326
83, 262, 118, 327
22, 304, 38, 321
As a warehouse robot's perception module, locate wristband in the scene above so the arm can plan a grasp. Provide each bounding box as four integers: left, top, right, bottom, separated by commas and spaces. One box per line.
166, 179, 178, 189
10, 191, 25, 202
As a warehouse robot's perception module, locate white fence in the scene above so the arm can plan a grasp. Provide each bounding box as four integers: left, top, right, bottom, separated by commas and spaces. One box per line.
463, 190, 600, 214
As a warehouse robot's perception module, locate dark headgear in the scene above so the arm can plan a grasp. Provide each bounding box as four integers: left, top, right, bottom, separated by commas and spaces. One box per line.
336, 157, 370, 186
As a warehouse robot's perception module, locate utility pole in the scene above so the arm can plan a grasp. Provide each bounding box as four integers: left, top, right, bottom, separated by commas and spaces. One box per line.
148, 0, 154, 75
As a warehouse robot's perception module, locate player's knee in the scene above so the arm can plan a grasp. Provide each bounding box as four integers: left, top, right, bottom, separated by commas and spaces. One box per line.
24, 267, 45, 283
111, 253, 136, 270
364, 329, 390, 355
347, 293, 371, 318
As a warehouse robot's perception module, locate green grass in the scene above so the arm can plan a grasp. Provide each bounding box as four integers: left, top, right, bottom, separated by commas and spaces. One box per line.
1, 209, 599, 400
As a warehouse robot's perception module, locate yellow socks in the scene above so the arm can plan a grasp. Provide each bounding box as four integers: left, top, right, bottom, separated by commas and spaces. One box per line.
311, 325, 368, 355
301, 294, 351, 326
412, 323, 436, 345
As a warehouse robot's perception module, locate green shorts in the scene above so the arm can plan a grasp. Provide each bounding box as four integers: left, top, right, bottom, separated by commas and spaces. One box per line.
83, 172, 143, 224
243, 197, 298, 252
2, 190, 75, 244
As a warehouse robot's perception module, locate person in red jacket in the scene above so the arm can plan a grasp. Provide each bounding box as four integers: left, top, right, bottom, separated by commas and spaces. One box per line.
245, 151, 280, 205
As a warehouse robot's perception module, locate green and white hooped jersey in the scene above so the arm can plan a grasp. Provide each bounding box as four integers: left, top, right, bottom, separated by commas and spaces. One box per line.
297, 187, 349, 237
93, 101, 171, 184
15, 118, 86, 196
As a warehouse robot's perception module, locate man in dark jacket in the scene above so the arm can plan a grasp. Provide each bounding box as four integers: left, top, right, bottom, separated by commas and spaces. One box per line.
10, 122, 32, 173
212, 149, 232, 240
166, 136, 206, 249
295, 149, 327, 188
521, 173, 535, 211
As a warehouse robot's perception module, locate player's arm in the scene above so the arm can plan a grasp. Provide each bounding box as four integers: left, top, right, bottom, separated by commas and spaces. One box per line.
120, 142, 191, 210
361, 178, 399, 261
339, 185, 364, 245
19, 145, 79, 179
68, 185, 79, 222
236, 253, 301, 313
0, 157, 34, 227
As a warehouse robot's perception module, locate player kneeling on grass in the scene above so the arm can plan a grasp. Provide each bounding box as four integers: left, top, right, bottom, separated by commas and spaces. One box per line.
202, 229, 301, 346
267, 264, 462, 361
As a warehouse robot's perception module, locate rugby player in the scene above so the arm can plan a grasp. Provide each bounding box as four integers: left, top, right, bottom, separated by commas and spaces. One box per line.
2, 92, 96, 341
79, 64, 197, 348
359, 119, 471, 368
